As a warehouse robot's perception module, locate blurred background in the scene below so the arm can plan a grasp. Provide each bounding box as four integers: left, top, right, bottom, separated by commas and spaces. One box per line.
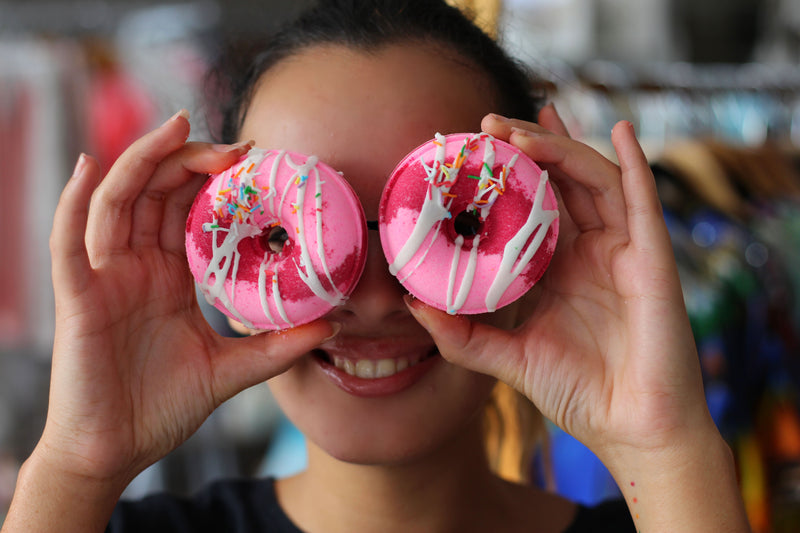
1, 0, 799, 531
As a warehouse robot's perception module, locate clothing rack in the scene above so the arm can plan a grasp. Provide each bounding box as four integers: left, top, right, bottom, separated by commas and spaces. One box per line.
1, 5, 799, 526
0, 1, 219, 36
534, 62, 800, 531
543, 60, 800, 154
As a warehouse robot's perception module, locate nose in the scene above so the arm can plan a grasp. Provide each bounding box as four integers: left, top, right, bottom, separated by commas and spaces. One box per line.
329, 230, 410, 329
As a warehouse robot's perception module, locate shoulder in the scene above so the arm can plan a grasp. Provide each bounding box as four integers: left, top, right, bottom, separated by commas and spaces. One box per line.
498, 479, 634, 533
107, 478, 300, 533
563, 499, 636, 533
494, 479, 576, 533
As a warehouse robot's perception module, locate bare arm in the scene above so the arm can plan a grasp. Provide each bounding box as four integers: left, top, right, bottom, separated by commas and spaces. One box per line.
407, 109, 750, 532
2, 112, 336, 532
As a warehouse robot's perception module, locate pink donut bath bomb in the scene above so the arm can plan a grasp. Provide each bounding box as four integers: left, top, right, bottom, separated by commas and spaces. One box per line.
379, 133, 559, 314
186, 148, 367, 330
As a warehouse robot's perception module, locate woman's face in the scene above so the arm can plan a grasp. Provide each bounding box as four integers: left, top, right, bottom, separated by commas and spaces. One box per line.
239, 43, 520, 465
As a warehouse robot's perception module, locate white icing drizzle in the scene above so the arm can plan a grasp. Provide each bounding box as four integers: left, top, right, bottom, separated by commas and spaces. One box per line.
444, 134, 499, 313
257, 253, 276, 325
288, 155, 344, 307
484, 170, 557, 312
446, 234, 480, 313
265, 151, 283, 214
200, 221, 262, 329
388, 133, 557, 314
315, 173, 344, 301
199, 149, 270, 328
446, 235, 463, 311
231, 246, 242, 306
456, 236, 480, 311
389, 133, 464, 276
197, 148, 344, 328
271, 271, 291, 326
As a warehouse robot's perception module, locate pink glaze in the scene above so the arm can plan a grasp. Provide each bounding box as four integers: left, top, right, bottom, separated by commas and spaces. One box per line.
186, 148, 367, 330
379, 133, 559, 314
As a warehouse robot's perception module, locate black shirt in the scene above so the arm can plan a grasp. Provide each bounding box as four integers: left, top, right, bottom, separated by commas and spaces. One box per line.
107, 478, 635, 532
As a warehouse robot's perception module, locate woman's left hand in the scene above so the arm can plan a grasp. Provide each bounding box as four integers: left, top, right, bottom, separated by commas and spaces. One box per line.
406, 106, 749, 532
409, 107, 704, 453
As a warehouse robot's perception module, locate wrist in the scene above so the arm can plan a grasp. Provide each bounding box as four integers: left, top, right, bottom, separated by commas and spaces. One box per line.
29, 439, 133, 494
3, 448, 127, 533
599, 425, 750, 533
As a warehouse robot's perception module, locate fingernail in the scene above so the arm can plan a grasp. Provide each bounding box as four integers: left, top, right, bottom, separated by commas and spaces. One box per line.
71, 153, 88, 179
546, 102, 563, 117
489, 113, 510, 123
615, 120, 635, 135
322, 322, 342, 343
212, 140, 255, 153
163, 109, 190, 126
510, 126, 536, 137
403, 295, 430, 330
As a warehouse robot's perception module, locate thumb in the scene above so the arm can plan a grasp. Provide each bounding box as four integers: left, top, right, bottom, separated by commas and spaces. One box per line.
209, 319, 340, 403
404, 296, 522, 387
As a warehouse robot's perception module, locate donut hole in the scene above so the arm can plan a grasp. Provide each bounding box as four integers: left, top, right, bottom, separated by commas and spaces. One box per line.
453, 209, 483, 238
260, 225, 290, 254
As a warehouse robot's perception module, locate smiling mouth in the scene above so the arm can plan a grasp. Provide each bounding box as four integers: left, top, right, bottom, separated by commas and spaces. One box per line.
312, 347, 439, 379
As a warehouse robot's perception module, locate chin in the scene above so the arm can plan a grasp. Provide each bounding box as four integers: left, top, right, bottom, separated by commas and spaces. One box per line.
268, 355, 496, 467
308, 405, 489, 467
315, 425, 451, 466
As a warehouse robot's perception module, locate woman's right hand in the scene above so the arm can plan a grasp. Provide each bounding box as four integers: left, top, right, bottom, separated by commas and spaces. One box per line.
36, 111, 336, 490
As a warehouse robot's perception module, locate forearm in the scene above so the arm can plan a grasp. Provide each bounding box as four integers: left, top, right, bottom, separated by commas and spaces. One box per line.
2, 447, 126, 533
601, 426, 750, 533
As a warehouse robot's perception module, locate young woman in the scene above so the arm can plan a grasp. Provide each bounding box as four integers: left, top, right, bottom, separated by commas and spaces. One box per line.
3, 1, 749, 532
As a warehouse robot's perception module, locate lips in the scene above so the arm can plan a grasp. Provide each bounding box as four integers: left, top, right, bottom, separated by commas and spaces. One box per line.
311, 338, 441, 397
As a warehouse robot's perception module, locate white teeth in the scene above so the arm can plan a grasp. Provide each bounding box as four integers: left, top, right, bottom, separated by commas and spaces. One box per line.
395, 358, 408, 372
331, 355, 423, 379
355, 359, 376, 379
375, 359, 397, 378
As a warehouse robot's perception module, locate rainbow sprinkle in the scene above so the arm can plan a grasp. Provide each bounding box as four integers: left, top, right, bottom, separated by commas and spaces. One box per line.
209, 155, 266, 227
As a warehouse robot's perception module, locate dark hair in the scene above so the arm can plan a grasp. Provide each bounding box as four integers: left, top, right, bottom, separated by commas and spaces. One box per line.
209, 0, 544, 144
